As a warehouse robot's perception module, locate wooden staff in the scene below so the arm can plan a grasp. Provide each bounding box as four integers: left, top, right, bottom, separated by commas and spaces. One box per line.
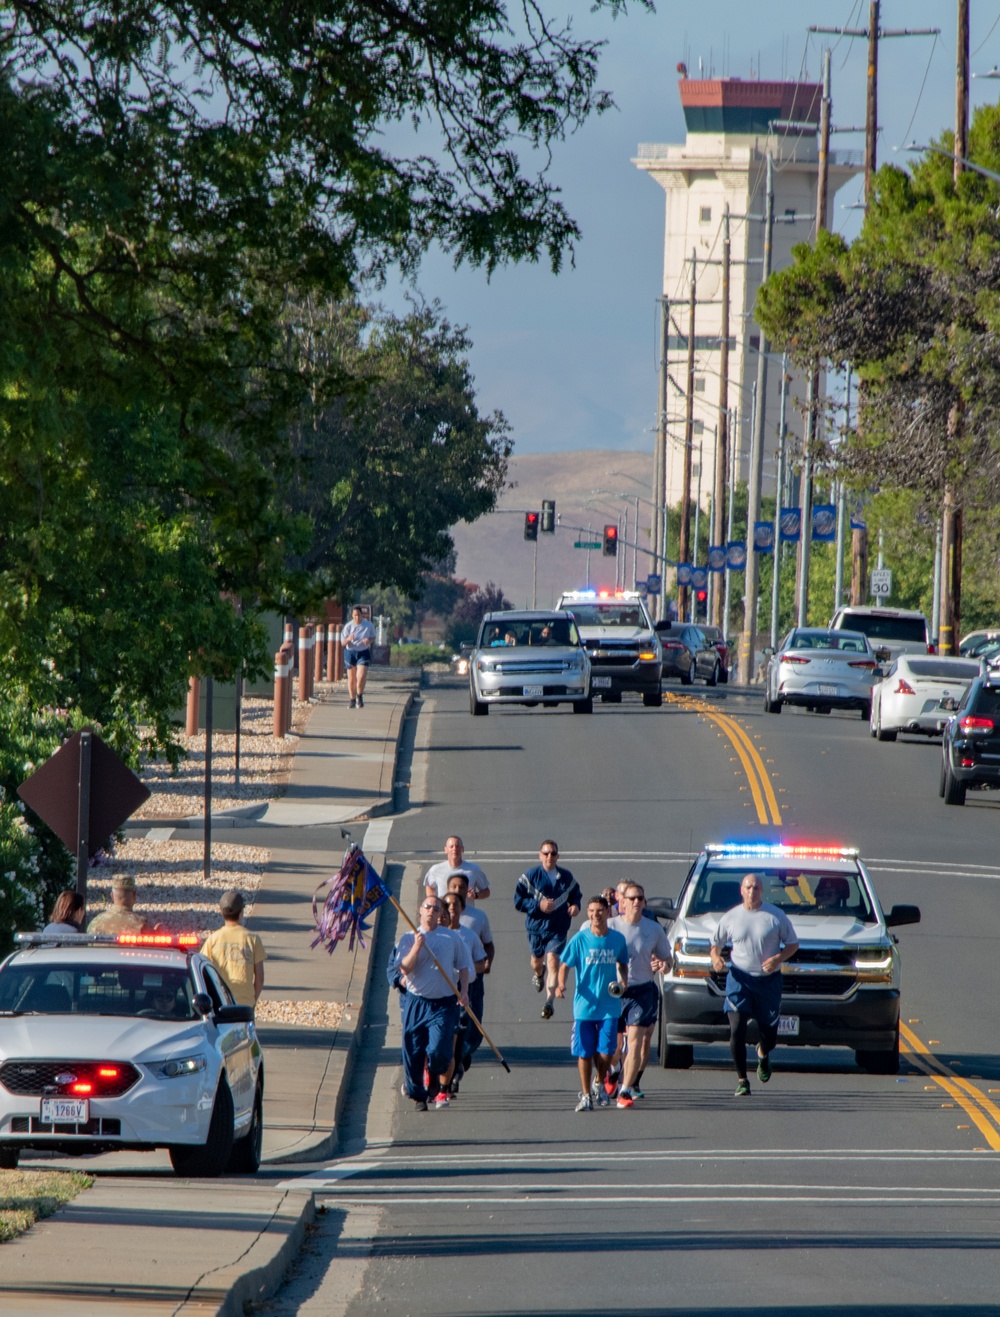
390, 893, 511, 1074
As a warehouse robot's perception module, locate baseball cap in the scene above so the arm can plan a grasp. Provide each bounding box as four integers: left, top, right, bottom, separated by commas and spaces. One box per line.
219, 890, 245, 918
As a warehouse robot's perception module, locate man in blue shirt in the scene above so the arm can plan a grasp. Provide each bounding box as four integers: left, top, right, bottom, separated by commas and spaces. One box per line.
556, 896, 629, 1112
514, 840, 582, 1021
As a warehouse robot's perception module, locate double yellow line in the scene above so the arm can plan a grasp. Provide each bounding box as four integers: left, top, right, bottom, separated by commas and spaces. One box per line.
900, 1022, 1000, 1151
665, 692, 782, 825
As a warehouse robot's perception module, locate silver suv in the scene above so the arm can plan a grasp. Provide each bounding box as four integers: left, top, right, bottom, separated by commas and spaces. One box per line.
468, 611, 592, 716
829, 606, 932, 663
653, 842, 920, 1075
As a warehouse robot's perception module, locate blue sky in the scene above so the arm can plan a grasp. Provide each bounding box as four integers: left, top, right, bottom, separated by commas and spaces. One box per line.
385, 2, 1000, 458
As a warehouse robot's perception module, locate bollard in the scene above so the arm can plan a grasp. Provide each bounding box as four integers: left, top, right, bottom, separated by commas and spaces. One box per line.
273, 649, 290, 737
299, 625, 312, 702
314, 622, 325, 686
326, 624, 336, 682
186, 676, 201, 737
334, 634, 344, 682
280, 641, 294, 730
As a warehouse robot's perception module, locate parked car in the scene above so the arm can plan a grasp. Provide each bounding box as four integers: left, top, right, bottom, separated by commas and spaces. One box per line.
467, 610, 592, 715
763, 628, 878, 717
655, 841, 919, 1074
870, 654, 980, 740
656, 623, 722, 686
959, 630, 1000, 657
697, 625, 730, 684
939, 672, 1000, 805
829, 605, 933, 663
0, 931, 263, 1175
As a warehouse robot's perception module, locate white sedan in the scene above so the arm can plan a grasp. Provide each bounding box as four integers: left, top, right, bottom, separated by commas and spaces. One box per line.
0, 932, 263, 1176
870, 654, 980, 740
763, 628, 879, 718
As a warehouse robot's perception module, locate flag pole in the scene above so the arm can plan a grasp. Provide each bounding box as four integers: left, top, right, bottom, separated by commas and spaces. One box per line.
389, 893, 511, 1074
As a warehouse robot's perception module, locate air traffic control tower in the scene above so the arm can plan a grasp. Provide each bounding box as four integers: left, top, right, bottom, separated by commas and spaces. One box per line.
634, 71, 861, 514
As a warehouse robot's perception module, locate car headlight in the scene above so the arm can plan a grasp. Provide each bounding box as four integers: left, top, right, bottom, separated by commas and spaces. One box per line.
476, 657, 498, 672
853, 949, 893, 982
566, 654, 584, 669
672, 938, 714, 979
638, 650, 658, 661
148, 1054, 208, 1080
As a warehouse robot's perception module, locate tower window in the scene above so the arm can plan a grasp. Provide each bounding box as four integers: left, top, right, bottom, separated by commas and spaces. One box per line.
699, 206, 712, 223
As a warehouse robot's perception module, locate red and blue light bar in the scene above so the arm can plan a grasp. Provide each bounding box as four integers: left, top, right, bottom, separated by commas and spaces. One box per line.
706, 842, 859, 859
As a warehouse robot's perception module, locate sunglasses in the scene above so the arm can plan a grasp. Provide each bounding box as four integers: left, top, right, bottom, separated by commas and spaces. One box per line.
540, 850, 558, 857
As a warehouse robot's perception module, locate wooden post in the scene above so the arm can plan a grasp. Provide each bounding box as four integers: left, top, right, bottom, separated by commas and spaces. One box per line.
314, 622, 325, 685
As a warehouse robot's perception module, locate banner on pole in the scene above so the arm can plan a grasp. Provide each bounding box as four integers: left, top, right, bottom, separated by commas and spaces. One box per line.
676, 563, 693, 586
753, 521, 775, 553
707, 545, 726, 572
779, 508, 801, 542
726, 541, 747, 570
811, 504, 836, 542
691, 566, 708, 590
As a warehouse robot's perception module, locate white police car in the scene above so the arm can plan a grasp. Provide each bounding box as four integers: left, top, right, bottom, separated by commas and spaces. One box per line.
0, 932, 263, 1176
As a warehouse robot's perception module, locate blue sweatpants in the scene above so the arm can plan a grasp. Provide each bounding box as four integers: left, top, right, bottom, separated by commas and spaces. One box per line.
463, 975, 486, 1063
401, 992, 459, 1100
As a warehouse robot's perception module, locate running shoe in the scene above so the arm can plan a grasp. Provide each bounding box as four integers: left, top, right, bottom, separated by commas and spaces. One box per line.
631, 1087, 645, 1100
595, 1088, 611, 1109
414, 1099, 428, 1112
448, 1077, 460, 1096
735, 1079, 751, 1098
349, 699, 356, 709
540, 1001, 554, 1020
757, 1049, 772, 1083
433, 1092, 450, 1109
357, 694, 364, 708
616, 1089, 634, 1109
423, 1064, 431, 1091
575, 1092, 593, 1112
603, 1067, 620, 1097
531, 973, 544, 992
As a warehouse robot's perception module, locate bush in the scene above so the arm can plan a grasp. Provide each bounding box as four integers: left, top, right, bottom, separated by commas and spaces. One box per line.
389, 644, 450, 667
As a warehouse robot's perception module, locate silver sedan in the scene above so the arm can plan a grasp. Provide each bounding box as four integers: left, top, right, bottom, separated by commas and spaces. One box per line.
870, 654, 980, 740
763, 628, 878, 718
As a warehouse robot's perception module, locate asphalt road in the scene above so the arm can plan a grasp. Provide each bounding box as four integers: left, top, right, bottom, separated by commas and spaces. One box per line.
264, 682, 1000, 1316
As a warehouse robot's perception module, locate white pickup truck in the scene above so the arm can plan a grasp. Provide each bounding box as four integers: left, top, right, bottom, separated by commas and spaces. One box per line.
556, 590, 663, 706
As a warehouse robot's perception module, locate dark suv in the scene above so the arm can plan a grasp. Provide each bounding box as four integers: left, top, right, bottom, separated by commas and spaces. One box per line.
940, 673, 1000, 805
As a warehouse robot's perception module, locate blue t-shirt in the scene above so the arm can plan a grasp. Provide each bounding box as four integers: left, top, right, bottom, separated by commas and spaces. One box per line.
560, 926, 628, 1021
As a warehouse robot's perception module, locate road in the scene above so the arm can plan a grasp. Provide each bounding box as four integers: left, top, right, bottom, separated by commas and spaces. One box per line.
263, 682, 1000, 1316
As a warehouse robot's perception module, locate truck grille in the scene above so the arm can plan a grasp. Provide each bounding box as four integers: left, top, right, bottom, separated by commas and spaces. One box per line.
709, 971, 857, 997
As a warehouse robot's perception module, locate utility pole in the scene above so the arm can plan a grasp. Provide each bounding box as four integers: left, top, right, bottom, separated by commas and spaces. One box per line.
940, 0, 969, 653
678, 250, 697, 622
770, 356, 788, 650
710, 205, 731, 630
738, 155, 774, 685
653, 298, 669, 621
796, 374, 815, 626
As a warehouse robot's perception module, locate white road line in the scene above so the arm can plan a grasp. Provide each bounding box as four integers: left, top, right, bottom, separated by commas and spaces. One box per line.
363, 820, 393, 853
307, 1181, 1000, 1195
310, 1194, 1000, 1208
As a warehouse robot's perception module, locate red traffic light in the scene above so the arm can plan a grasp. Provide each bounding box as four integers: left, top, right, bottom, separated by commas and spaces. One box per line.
524, 512, 539, 541
602, 525, 618, 557
695, 589, 707, 602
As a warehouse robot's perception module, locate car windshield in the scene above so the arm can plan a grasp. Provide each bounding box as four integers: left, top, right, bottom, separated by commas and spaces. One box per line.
0, 964, 197, 1019
568, 605, 644, 627
906, 658, 979, 680
480, 619, 578, 646
787, 631, 868, 653
841, 614, 927, 643
686, 866, 876, 922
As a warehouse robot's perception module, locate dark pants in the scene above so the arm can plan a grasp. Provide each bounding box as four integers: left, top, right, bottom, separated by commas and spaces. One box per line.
401, 992, 459, 1100
724, 967, 782, 1079
462, 975, 485, 1065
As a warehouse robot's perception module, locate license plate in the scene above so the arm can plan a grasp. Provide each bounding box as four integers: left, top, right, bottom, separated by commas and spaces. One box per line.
777, 1015, 800, 1037
522, 685, 544, 697
817, 684, 838, 696
592, 676, 612, 688
41, 1097, 89, 1124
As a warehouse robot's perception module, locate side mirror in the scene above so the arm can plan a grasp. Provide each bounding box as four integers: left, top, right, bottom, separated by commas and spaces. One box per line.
460, 642, 472, 654
645, 896, 676, 923
875, 647, 891, 663
215, 1004, 254, 1024
763, 646, 775, 657
193, 992, 213, 1018
885, 904, 921, 929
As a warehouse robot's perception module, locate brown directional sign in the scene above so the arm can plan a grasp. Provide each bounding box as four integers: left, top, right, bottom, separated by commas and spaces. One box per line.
17, 730, 151, 857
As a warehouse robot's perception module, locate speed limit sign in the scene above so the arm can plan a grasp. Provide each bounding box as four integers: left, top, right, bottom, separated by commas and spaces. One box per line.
870, 568, 892, 598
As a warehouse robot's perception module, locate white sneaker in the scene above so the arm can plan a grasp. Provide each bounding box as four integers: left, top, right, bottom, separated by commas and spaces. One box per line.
575, 1092, 593, 1112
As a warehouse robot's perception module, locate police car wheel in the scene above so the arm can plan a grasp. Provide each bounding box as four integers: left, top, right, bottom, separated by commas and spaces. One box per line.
169, 1079, 235, 1177
228, 1080, 264, 1175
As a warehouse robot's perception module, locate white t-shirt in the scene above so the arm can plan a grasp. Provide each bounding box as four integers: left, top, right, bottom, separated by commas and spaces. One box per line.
608, 915, 672, 987
341, 619, 375, 651
425, 861, 490, 899
392, 927, 473, 998
460, 904, 493, 947
712, 902, 797, 976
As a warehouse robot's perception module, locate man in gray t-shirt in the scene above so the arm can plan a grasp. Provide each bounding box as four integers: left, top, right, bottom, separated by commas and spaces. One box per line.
608, 882, 672, 1106
710, 873, 798, 1098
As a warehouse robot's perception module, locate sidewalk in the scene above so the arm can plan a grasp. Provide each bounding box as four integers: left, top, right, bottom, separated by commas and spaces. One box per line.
0, 673, 419, 1316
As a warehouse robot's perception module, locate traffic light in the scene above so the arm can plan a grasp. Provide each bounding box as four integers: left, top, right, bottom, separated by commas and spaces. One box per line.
602, 524, 618, 557
541, 499, 556, 533
524, 511, 539, 541
695, 588, 708, 617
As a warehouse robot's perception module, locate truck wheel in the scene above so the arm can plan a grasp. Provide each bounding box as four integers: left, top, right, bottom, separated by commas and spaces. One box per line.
642, 690, 663, 707
573, 696, 593, 714
855, 1030, 900, 1075
661, 1043, 694, 1070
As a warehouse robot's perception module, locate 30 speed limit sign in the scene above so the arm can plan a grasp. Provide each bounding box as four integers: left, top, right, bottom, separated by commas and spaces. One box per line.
870, 568, 892, 598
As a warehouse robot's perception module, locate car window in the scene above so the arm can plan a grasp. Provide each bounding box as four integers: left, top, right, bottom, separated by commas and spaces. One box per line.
838, 613, 927, 643
0, 964, 196, 1018
972, 687, 1000, 718
202, 964, 235, 1008
907, 658, 979, 680
688, 867, 875, 922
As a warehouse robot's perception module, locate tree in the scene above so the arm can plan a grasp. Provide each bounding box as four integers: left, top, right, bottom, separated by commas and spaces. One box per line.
448, 581, 512, 647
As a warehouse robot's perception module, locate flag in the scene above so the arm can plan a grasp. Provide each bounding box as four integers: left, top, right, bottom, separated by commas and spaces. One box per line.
311, 844, 391, 953
779, 508, 801, 542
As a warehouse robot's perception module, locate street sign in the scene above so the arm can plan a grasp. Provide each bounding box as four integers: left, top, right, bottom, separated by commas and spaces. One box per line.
870, 568, 892, 598
574, 540, 601, 550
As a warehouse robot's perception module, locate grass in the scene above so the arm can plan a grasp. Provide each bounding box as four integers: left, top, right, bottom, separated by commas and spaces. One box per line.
0, 1168, 93, 1243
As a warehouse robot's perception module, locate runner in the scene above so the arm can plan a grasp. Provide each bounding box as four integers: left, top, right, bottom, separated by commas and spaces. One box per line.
555, 895, 629, 1111
514, 840, 582, 1020
609, 882, 672, 1107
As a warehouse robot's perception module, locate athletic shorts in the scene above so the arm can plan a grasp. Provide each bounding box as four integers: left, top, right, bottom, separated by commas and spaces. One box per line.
724, 966, 782, 1028
571, 1017, 618, 1059
344, 647, 371, 669
527, 927, 568, 959
618, 981, 659, 1030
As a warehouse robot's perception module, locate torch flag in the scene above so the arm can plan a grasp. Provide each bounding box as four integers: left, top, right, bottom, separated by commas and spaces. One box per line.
311, 842, 390, 954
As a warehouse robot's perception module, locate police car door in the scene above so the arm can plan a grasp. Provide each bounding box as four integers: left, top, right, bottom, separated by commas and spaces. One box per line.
202, 964, 253, 1119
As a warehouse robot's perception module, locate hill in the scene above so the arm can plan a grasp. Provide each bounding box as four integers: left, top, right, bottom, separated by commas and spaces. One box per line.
451, 450, 655, 609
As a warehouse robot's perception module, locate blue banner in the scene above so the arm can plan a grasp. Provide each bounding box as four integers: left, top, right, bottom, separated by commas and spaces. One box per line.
691, 566, 708, 590
779, 508, 801, 542
645, 573, 662, 595
812, 504, 836, 542
676, 563, 692, 586
707, 545, 726, 572
753, 521, 775, 553
726, 540, 747, 570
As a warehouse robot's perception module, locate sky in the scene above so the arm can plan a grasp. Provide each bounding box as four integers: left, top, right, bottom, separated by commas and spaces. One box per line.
382, 1, 1000, 460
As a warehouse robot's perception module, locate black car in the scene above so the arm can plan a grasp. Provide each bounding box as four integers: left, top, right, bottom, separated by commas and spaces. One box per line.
940, 673, 1000, 805
655, 622, 722, 686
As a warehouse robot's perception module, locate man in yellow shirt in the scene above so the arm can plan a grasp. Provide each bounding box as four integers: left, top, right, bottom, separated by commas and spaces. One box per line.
200, 891, 266, 1010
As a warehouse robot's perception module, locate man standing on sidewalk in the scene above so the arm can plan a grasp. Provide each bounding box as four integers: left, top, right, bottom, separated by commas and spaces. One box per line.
556, 895, 628, 1112
710, 873, 798, 1098
514, 840, 581, 1021
341, 605, 375, 708
609, 883, 672, 1107
424, 835, 491, 901
392, 896, 472, 1111
200, 891, 266, 1011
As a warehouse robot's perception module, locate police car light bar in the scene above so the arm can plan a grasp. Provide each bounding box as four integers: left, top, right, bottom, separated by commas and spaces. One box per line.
706, 842, 860, 859
13, 931, 201, 949
117, 933, 200, 948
